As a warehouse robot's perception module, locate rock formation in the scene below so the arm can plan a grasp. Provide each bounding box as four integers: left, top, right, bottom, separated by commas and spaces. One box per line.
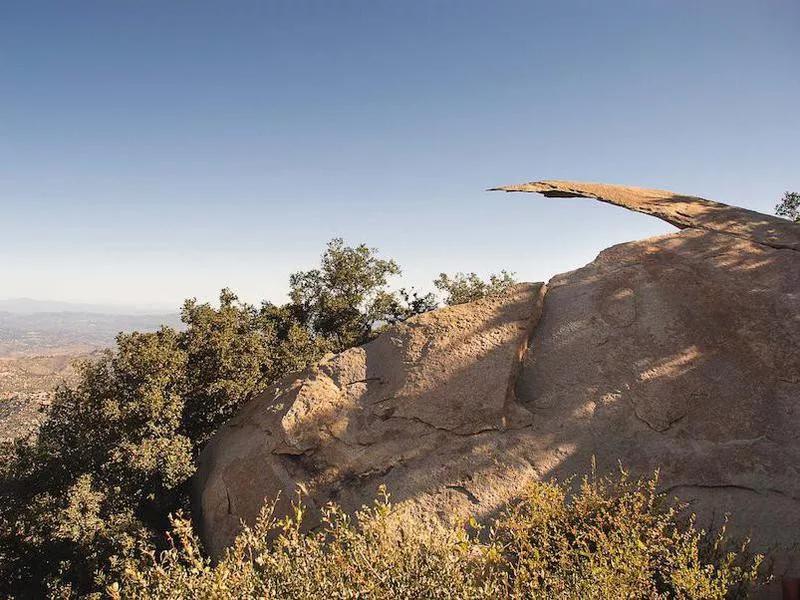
194, 181, 800, 579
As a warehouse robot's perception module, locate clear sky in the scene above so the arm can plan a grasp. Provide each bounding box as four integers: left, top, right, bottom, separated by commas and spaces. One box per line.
1, 1, 798, 309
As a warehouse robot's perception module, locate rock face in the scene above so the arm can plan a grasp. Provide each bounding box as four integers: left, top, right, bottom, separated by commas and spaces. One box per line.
195, 181, 800, 579
194, 284, 545, 558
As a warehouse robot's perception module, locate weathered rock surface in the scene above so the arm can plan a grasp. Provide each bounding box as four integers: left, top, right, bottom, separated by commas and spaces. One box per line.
195, 180, 800, 583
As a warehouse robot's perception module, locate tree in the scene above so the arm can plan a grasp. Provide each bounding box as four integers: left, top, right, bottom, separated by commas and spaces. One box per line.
287, 238, 402, 352
0, 239, 420, 597
0, 328, 192, 595
434, 270, 517, 306
775, 191, 800, 223
180, 290, 280, 446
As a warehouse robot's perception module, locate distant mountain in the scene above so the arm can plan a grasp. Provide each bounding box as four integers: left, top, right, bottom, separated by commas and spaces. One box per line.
0, 297, 175, 315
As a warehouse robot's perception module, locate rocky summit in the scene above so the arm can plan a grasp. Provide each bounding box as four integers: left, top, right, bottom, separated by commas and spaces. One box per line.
194, 181, 800, 579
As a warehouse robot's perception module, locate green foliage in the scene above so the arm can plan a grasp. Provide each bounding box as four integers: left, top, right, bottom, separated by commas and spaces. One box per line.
116, 472, 763, 599
0, 239, 424, 598
0, 327, 192, 596
180, 290, 281, 446
288, 238, 402, 352
775, 191, 800, 222
434, 270, 517, 306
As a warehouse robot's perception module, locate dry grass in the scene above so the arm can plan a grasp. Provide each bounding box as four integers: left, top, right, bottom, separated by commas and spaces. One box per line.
113, 471, 763, 599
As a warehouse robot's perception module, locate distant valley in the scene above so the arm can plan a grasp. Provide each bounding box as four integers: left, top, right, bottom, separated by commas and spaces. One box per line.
0, 300, 180, 441
0, 303, 181, 357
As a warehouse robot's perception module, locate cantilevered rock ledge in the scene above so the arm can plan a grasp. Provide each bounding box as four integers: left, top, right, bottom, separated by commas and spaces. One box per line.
490, 180, 800, 251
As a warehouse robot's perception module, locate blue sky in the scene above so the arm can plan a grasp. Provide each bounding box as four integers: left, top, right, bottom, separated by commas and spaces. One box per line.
1, 1, 797, 309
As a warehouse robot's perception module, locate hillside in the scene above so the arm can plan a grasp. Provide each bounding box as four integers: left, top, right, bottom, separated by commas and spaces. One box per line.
0, 354, 86, 442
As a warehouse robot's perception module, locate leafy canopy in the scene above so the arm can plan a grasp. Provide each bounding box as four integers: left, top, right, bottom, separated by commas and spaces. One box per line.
288, 238, 402, 351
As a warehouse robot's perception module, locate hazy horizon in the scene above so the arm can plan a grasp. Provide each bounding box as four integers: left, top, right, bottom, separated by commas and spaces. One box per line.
0, 297, 177, 315
2, 1, 797, 307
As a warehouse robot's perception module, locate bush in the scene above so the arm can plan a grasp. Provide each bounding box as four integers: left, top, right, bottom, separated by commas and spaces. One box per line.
434, 271, 517, 306
116, 471, 763, 599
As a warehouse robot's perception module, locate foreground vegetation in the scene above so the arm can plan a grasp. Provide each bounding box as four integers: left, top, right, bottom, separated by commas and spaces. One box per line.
0, 239, 516, 597
117, 472, 762, 599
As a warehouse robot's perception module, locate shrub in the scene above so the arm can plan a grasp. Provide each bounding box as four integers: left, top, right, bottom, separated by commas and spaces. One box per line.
115, 471, 763, 599
434, 271, 517, 306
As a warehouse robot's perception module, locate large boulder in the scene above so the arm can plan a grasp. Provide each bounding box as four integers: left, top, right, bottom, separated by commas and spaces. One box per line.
194, 283, 545, 558
194, 181, 800, 580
